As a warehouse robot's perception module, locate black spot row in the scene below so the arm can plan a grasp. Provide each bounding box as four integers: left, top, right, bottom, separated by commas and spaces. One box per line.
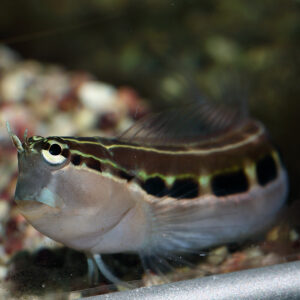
70, 155, 102, 172
256, 154, 277, 186
78, 152, 278, 199
169, 179, 199, 199
210, 153, 278, 197
86, 158, 102, 172
142, 177, 168, 197
211, 170, 249, 197
141, 177, 199, 199
71, 154, 81, 166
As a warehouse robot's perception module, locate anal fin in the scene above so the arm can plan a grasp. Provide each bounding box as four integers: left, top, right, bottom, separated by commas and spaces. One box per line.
86, 253, 134, 289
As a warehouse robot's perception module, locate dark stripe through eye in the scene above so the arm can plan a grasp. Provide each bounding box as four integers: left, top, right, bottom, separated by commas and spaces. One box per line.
141, 177, 168, 197
256, 154, 277, 186
169, 178, 199, 199
212, 169, 249, 197
61, 148, 69, 158
42, 142, 50, 150
71, 155, 81, 166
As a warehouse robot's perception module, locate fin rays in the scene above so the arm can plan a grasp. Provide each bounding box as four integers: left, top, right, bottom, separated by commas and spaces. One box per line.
119, 101, 246, 146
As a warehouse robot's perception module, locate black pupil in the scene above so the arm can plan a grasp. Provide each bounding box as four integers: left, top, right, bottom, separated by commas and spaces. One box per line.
49, 144, 62, 156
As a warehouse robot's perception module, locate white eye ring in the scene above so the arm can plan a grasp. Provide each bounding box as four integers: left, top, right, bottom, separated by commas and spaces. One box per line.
41, 143, 67, 165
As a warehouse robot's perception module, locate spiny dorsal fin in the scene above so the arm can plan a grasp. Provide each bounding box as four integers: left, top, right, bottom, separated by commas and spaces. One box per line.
119, 100, 248, 146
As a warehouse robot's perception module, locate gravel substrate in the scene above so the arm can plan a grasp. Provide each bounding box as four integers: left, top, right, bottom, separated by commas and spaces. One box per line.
0, 46, 299, 299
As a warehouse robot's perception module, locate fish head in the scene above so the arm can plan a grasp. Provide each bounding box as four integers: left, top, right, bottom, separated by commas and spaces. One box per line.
7, 124, 144, 252
14, 135, 68, 209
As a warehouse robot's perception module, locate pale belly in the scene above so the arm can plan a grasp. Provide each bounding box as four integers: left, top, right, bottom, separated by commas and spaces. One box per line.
16, 165, 287, 257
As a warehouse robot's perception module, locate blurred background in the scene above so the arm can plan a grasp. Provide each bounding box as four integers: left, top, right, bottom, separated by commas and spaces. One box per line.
1, 0, 299, 196
0, 0, 299, 297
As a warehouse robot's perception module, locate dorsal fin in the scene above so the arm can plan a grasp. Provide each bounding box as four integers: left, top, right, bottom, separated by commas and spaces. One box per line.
119, 100, 248, 146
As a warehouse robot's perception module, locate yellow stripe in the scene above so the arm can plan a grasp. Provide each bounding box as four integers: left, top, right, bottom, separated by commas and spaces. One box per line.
69, 149, 127, 172
62, 125, 264, 156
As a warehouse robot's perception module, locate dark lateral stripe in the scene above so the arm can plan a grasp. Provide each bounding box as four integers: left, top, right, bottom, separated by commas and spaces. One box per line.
37, 121, 274, 181
104, 123, 272, 177
211, 169, 249, 197
108, 140, 273, 177
45, 120, 269, 177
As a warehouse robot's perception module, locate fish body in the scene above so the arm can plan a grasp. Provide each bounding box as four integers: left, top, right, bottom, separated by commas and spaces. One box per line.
8, 103, 288, 273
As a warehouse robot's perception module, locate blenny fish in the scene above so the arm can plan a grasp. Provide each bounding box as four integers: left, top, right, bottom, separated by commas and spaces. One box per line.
7, 101, 288, 284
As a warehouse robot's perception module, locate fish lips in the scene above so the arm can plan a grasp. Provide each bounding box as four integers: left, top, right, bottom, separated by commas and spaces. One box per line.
15, 187, 64, 209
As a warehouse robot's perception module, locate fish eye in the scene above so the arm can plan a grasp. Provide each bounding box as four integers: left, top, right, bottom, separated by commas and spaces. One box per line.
42, 143, 67, 165
49, 144, 62, 155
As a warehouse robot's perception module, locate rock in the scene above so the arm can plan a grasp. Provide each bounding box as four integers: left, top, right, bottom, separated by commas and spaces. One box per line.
207, 246, 228, 265
78, 81, 118, 113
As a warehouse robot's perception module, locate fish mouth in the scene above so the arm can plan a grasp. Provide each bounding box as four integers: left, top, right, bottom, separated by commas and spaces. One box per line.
15, 188, 63, 220
15, 198, 60, 221
15, 199, 45, 210
15, 188, 64, 209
